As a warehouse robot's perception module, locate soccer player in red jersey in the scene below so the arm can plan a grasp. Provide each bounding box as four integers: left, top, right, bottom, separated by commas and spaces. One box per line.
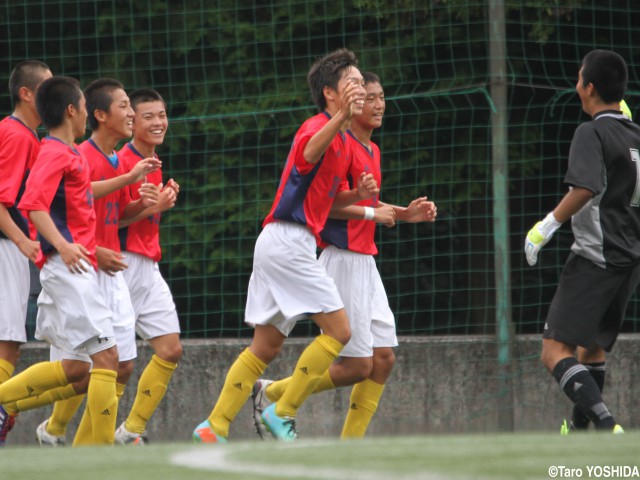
29, 78, 161, 446
252, 72, 437, 439
0, 60, 51, 446
0, 76, 120, 445
113, 87, 181, 445
193, 48, 378, 443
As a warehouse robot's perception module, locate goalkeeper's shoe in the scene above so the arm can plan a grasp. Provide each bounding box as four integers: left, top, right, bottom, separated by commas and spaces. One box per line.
612, 424, 625, 435
251, 379, 273, 440
192, 419, 228, 444
0, 405, 16, 446
261, 403, 298, 441
560, 419, 570, 436
115, 422, 147, 445
35, 419, 66, 447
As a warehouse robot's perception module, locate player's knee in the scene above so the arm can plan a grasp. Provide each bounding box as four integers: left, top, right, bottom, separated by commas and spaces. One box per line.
117, 360, 135, 384
376, 348, 396, 370
62, 360, 91, 383
155, 340, 183, 364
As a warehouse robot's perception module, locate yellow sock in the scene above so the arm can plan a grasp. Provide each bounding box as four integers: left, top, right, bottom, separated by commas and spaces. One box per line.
276, 334, 343, 418
266, 369, 335, 403
0, 358, 15, 384
74, 369, 117, 446
116, 382, 126, 401
208, 348, 266, 437
0, 361, 67, 404
72, 405, 92, 446
341, 379, 385, 439
125, 354, 177, 434
47, 393, 85, 437
10, 383, 79, 415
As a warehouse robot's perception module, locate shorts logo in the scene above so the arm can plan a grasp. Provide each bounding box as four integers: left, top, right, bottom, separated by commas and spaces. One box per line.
97, 337, 110, 344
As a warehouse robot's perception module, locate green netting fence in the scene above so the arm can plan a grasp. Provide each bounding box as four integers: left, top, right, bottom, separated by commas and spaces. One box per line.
3, 0, 640, 339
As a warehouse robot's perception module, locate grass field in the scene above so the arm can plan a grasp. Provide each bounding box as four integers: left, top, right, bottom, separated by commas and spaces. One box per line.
1, 432, 638, 480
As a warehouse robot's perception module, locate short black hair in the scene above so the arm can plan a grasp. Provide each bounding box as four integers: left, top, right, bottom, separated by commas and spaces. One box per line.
128, 88, 166, 111
307, 48, 359, 112
36, 76, 82, 130
581, 50, 628, 104
84, 78, 125, 130
8, 60, 50, 105
362, 71, 381, 86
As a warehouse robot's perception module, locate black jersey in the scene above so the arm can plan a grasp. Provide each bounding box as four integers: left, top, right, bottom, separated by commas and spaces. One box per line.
565, 110, 640, 269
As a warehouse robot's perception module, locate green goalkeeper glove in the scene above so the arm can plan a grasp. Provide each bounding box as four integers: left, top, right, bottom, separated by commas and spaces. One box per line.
524, 212, 562, 266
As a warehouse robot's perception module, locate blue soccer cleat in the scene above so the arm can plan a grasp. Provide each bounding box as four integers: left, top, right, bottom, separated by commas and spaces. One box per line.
261, 403, 297, 441
0, 405, 16, 447
192, 419, 228, 444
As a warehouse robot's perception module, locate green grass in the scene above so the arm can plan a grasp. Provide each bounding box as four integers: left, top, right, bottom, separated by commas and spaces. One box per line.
1, 432, 638, 480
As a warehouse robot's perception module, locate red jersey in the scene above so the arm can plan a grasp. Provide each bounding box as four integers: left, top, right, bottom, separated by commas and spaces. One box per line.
320, 131, 381, 255
78, 139, 132, 252
263, 112, 352, 244
0, 116, 41, 239
117, 142, 163, 262
18, 137, 98, 269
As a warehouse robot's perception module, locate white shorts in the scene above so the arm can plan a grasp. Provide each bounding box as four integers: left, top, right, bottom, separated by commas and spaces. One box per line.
0, 239, 29, 343
36, 254, 116, 359
245, 222, 344, 336
319, 246, 397, 357
122, 252, 180, 340
96, 270, 137, 362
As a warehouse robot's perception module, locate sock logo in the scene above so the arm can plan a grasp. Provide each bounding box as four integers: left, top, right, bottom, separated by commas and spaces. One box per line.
350, 402, 358, 410
27, 386, 35, 396
101, 408, 111, 415
573, 381, 583, 391
142, 389, 152, 397
299, 367, 308, 375
233, 382, 243, 390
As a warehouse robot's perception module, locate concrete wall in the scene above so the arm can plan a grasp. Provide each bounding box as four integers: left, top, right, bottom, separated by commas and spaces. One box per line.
6, 334, 640, 445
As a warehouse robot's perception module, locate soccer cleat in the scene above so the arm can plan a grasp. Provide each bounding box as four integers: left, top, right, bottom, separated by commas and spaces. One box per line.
192, 419, 228, 444
261, 403, 298, 441
251, 379, 273, 440
35, 419, 66, 447
0, 405, 16, 447
560, 419, 570, 435
612, 424, 625, 435
115, 422, 147, 445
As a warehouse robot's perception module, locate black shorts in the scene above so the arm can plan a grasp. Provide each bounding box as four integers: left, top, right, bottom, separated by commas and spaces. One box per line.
543, 253, 640, 352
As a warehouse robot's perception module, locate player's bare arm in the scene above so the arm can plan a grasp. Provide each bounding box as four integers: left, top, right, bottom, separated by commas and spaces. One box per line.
551, 186, 593, 222
0, 203, 39, 262
332, 172, 380, 209
29, 210, 91, 274
390, 197, 437, 223
329, 203, 396, 227
303, 82, 364, 164
119, 183, 177, 228
91, 157, 162, 199
119, 182, 161, 226
95, 245, 127, 276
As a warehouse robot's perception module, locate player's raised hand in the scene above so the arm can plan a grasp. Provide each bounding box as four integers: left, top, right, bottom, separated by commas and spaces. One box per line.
357, 172, 379, 199
96, 246, 128, 277
166, 178, 180, 197
156, 183, 177, 212
139, 182, 160, 208
340, 79, 365, 120
57, 242, 92, 274
524, 212, 562, 266
128, 158, 162, 183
